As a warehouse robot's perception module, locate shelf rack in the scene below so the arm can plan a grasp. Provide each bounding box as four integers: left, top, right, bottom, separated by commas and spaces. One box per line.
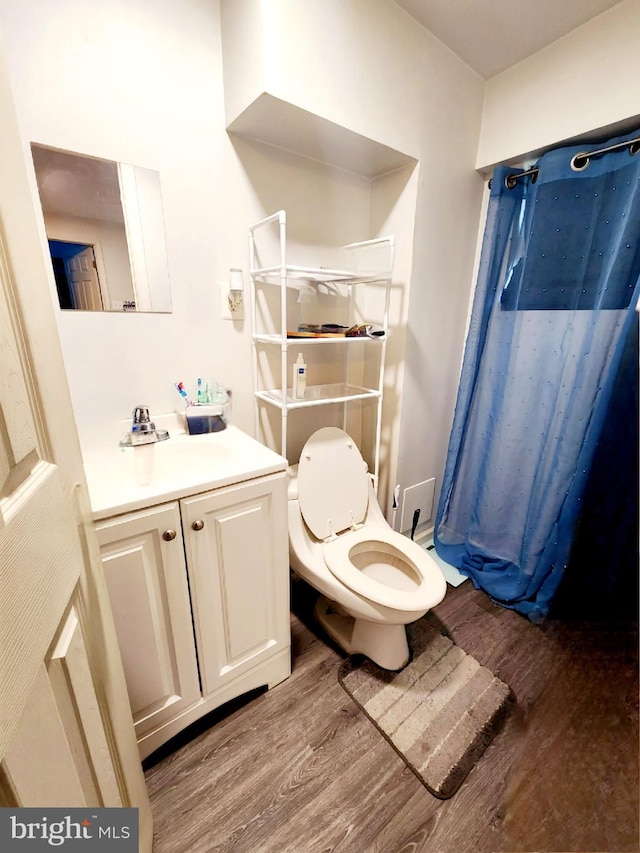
249, 209, 394, 488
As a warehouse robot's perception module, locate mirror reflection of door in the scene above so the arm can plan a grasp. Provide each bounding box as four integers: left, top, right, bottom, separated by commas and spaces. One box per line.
49, 239, 105, 311
31, 144, 172, 313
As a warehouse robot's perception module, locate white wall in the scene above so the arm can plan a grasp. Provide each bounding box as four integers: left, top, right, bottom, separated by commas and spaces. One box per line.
259, 0, 422, 159
0, 0, 385, 455
1, 0, 486, 527
0, 0, 239, 448
229, 135, 373, 465
3, 0, 637, 529
220, 0, 486, 520
219, 0, 267, 126
478, 0, 640, 170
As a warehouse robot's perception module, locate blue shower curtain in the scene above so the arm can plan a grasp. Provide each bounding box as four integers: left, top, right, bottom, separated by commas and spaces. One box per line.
435, 129, 640, 621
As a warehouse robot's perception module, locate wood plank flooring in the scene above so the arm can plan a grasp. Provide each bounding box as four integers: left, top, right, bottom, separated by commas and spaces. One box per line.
144, 578, 639, 852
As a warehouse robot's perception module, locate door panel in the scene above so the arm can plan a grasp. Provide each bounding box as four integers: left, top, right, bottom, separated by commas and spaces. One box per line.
2, 664, 88, 807
180, 474, 289, 697
0, 242, 40, 495
48, 604, 123, 807
0, 384, 83, 756
97, 503, 201, 742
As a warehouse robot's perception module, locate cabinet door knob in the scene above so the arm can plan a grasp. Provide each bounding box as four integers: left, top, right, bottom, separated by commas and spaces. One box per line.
162, 529, 177, 541
192, 519, 205, 531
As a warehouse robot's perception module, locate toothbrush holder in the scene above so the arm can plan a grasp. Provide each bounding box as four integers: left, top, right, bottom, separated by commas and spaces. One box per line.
185, 403, 227, 435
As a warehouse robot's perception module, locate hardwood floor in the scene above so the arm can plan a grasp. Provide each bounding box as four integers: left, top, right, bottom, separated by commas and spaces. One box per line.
144, 578, 639, 852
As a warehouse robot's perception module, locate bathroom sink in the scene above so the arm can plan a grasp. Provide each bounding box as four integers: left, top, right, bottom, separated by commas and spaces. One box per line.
154, 434, 231, 472
118, 431, 233, 489
83, 425, 287, 520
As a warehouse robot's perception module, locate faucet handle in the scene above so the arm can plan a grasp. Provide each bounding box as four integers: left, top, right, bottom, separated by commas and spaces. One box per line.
132, 405, 156, 435
119, 405, 169, 447
132, 405, 151, 425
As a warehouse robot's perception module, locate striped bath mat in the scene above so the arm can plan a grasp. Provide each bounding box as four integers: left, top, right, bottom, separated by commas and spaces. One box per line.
338, 619, 514, 799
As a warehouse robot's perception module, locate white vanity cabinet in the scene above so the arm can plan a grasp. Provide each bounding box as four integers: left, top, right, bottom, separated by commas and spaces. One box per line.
96, 502, 201, 749
86, 425, 291, 760
180, 473, 289, 698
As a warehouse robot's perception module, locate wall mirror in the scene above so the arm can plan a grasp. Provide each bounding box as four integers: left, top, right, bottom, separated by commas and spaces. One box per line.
31, 143, 172, 313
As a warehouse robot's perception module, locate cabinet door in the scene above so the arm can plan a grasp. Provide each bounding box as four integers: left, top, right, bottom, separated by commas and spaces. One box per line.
95, 503, 201, 744
181, 473, 289, 697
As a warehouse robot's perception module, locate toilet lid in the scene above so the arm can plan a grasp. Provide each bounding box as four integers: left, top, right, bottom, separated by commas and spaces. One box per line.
297, 427, 369, 541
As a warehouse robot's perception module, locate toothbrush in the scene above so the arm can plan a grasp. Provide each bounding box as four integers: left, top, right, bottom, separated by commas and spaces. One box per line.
197, 377, 203, 404
180, 382, 194, 405
174, 382, 191, 406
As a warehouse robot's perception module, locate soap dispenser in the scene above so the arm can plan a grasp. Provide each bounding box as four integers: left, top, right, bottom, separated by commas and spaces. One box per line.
292, 352, 307, 400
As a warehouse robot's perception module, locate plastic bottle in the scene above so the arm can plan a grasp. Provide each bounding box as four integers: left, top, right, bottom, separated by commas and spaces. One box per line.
293, 353, 307, 400
297, 283, 318, 331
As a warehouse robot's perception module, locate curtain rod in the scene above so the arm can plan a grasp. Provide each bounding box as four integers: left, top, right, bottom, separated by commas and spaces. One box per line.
489, 133, 640, 190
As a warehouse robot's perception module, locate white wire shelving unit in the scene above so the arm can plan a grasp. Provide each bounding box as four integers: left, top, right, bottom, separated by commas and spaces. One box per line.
249, 209, 394, 489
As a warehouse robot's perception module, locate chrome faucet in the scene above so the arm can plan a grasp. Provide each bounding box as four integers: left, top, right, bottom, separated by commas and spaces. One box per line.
119, 405, 170, 447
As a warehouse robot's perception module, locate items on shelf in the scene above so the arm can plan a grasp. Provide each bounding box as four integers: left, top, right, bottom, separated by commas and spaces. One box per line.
292, 353, 307, 400
345, 323, 385, 338
287, 323, 386, 339
248, 209, 394, 485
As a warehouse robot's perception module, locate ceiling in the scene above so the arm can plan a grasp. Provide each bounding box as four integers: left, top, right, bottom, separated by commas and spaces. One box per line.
31, 145, 124, 224
393, 0, 626, 79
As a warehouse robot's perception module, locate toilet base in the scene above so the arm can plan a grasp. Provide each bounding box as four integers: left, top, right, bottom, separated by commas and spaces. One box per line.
314, 595, 410, 671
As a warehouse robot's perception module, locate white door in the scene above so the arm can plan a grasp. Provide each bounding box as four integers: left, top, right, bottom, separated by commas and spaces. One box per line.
0, 44, 152, 850
65, 244, 104, 310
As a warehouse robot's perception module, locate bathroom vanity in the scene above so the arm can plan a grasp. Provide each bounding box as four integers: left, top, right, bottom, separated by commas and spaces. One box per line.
83, 422, 290, 759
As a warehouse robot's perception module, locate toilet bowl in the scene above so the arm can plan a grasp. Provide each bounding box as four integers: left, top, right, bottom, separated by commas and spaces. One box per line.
288, 427, 447, 670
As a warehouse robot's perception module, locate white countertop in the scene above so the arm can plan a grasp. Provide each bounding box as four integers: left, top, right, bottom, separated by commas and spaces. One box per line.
83, 420, 287, 521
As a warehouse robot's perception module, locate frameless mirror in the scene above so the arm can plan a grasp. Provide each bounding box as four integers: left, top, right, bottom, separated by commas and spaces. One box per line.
30, 143, 172, 313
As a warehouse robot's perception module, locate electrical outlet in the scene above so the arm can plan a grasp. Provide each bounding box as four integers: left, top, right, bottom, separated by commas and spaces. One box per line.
400, 478, 436, 534
219, 282, 244, 321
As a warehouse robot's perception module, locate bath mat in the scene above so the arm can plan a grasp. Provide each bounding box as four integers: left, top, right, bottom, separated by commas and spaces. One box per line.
421, 538, 468, 588
338, 619, 514, 799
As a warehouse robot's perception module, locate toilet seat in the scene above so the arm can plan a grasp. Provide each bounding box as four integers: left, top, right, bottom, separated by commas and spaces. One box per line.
297, 428, 443, 613
323, 527, 441, 611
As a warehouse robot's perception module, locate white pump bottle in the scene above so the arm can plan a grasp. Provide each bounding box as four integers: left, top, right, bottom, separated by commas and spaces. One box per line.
293, 353, 307, 400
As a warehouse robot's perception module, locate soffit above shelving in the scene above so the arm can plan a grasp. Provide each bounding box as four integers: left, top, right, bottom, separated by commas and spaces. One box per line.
226, 93, 417, 179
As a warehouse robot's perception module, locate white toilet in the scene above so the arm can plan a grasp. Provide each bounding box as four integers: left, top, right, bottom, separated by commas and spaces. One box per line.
288, 427, 447, 670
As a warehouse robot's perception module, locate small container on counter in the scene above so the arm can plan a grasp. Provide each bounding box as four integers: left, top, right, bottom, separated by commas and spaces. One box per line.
185, 401, 228, 435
